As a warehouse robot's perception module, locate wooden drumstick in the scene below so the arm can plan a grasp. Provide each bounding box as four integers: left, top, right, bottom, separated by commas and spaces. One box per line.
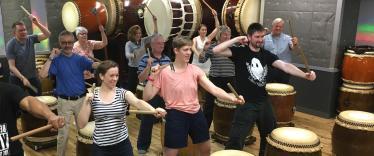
91, 83, 96, 93
20, 6, 31, 16
85, 82, 93, 87
87, 55, 102, 62
11, 124, 53, 141
129, 110, 157, 115
288, 20, 310, 73
144, 4, 155, 18
201, 0, 214, 11
227, 83, 239, 98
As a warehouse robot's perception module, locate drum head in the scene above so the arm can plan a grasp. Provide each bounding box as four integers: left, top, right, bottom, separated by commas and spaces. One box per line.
337, 110, 374, 131
144, 0, 172, 40
62, 2, 80, 32
267, 127, 321, 153
36, 96, 57, 106
211, 150, 254, 156
215, 93, 236, 108
265, 83, 295, 95
238, 0, 260, 34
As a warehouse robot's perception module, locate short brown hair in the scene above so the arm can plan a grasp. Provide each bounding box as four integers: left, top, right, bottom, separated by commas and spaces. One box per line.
216, 25, 231, 40
172, 36, 192, 49
127, 25, 141, 42
12, 21, 25, 32
95, 60, 118, 83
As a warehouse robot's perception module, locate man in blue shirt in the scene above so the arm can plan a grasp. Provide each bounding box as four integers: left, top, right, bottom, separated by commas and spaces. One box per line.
6, 15, 51, 95
39, 30, 99, 156
264, 18, 299, 83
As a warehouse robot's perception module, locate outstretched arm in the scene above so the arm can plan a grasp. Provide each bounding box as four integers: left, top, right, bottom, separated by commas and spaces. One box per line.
272, 60, 316, 81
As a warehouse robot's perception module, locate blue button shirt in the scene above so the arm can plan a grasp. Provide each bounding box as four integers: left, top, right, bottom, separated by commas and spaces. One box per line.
264, 33, 293, 63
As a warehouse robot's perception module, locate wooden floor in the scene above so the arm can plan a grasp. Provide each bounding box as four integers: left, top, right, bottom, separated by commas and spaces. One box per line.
19, 111, 335, 156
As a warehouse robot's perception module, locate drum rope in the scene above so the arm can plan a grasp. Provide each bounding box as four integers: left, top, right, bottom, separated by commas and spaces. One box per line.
336, 116, 374, 131
266, 135, 322, 152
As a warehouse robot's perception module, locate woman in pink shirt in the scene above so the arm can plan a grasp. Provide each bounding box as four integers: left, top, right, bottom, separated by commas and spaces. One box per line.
143, 36, 244, 156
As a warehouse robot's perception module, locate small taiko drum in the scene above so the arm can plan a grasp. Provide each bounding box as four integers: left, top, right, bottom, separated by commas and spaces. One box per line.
342, 46, 374, 85
266, 83, 296, 125
338, 83, 374, 113
332, 110, 374, 156
135, 83, 145, 99
61, 0, 107, 33
211, 150, 254, 156
222, 0, 261, 36
21, 96, 58, 146
77, 121, 95, 156
265, 127, 322, 156
213, 93, 255, 144
143, 0, 200, 40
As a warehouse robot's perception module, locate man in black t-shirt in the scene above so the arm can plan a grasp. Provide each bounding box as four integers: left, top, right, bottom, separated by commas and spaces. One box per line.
0, 82, 64, 156
213, 23, 316, 156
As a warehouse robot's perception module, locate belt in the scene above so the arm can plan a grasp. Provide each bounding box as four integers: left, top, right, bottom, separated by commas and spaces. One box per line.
58, 93, 86, 100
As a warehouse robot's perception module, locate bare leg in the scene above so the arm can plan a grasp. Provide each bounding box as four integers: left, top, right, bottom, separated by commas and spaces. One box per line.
197, 140, 211, 156
163, 147, 179, 156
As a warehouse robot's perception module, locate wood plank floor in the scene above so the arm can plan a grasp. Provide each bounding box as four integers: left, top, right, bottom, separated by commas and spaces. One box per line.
19, 111, 335, 156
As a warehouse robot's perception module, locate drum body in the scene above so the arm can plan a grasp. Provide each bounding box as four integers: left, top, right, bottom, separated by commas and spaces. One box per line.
122, 0, 146, 37
36, 54, 54, 95
62, 0, 107, 33
265, 127, 322, 156
213, 93, 254, 144
144, 0, 201, 40
266, 83, 296, 125
222, 0, 261, 36
332, 110, 374, 156
338, 83, 374, 113
342, 49, 374, 85
211, 150, 254, 156
77, 121, 95, 156
160, 120, 199, 156
21, 96, 57, 139
135, 83, 145, 99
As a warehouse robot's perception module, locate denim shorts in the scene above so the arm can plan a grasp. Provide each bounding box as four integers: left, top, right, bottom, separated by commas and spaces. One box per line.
164, 109, 210, 148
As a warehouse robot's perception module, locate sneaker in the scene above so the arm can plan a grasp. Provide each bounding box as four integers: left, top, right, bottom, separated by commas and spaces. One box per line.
138, 149, 148, 155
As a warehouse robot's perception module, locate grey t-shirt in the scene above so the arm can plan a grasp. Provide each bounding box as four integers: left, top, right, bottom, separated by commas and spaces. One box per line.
6, 35, 39, 78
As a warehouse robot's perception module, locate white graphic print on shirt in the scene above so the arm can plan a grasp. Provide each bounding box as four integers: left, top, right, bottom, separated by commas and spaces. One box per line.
246, 58, 267, 87
0, 124, 9, 156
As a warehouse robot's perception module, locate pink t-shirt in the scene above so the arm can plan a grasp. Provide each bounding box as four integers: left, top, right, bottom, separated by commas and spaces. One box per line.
73, 40, 100, 58
153, 64, 204, 114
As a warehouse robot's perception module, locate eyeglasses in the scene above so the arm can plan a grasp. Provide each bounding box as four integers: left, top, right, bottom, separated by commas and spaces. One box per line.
60, 41, 74, 45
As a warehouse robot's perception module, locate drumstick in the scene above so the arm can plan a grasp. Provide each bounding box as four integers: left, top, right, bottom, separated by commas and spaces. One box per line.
91, 83, 96, 93
20, 6, 31, 16
201, 0, 214, 11
87, 55, 102, 62
144, 4, 155, 18
27, 84, 38, 94
129, 110, 156, 115
85, 82, 93, 87
227, 83, 239, 98
288, 20, 310, 73
11, 124, 53, 141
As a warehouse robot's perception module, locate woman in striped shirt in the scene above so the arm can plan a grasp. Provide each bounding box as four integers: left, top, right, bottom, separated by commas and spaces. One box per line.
77, 60, 166, 156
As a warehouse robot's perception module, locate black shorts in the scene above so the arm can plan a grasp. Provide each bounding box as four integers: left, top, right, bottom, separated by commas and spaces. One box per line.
164, 109, 210, 149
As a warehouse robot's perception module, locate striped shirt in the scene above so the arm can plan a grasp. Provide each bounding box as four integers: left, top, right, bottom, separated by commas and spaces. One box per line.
200, 42, 235, 77
137, 53, 171, 75
91, 87, 129, 146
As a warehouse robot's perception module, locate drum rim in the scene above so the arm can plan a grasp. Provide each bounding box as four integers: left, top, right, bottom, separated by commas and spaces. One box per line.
144, 0, 173, 40
211, 150, 254, 156
266, 83, 296, 95
342, 78, 374, 85
336, 111, 374, 131
101, 0, 118, 35
235, 0, 246, 35
215, 99, 236, 109
62, 1, 80, 32
36, 96, 58, 107
266, 127, 322, 153
340, 85, 374, 94
345, 50, 374, 56
192, 0, 202, 37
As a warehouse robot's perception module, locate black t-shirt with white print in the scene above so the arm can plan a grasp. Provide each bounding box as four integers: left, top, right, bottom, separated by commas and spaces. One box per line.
229, 45, 278, 103
0, 82, 28, 156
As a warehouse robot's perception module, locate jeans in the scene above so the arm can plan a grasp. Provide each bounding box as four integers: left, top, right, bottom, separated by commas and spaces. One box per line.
9, 76, 41, 96
92, 138, 134, 156
225, 99, 276, 156
203, 76, 235, 129
137, 95, 165, 151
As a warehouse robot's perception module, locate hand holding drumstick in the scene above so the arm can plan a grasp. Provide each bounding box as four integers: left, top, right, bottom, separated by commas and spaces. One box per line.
227, 83, 245, 105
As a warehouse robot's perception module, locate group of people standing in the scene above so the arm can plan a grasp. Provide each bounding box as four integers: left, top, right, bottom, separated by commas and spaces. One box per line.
1, 9, 316, 156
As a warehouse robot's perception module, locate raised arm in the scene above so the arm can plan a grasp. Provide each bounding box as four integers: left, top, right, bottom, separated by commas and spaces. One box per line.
40, 48, 59, 78
93, 25, 108, 49
213, 36, 247, 57
29, 15, 51, 42
206, 10, 220, 41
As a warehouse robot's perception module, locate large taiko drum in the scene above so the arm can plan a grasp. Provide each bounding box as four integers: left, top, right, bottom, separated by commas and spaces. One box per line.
332, 110, 374, 156
160, 120, 199, 156
266, 83, 296, 125
61, 0, 107, 33
144, 0, 201, 40
221, 0, 261, 36
21, 96, 58, 150
77, 121, 95, 156
213, 93, 255, 144
211, 150, 254, 156
338, 83, 374, 113
265, 127, 322, 156
342, 46, 374, 85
